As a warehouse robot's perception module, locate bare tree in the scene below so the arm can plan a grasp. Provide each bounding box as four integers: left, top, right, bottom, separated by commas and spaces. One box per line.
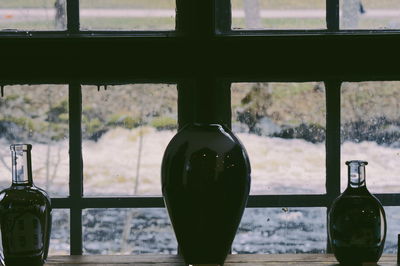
121, 106, 146, 253
244, 0, 261, 29
55, 0, 66, 30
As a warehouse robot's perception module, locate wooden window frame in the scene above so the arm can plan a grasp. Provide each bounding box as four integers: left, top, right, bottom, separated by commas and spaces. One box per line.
1, 0, 400, 255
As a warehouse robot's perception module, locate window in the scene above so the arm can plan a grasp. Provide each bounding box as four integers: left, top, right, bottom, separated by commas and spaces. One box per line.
1, 0, 400, 256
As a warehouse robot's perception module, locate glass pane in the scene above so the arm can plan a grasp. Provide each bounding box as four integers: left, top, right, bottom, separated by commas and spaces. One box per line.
80, 0, 175, 31
233, 208, 326, 253
82, 84, 177, 196
0, 85, 69, 197
0, 0, 66, 31
83, 208, 177, 254
231, 0, 326, 30
340, 0, 400, 29
340, 81, 400, 193
49, 209, 70, 255
232, 82, 326, 194
383, 206, 400, 253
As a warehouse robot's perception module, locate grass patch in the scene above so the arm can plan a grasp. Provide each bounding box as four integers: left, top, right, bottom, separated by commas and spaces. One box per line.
0, 0, 175, 9
80, 17, 174, 31
231, 0, 400, 9
232, 18, 326, 30
0, 20, 61, 31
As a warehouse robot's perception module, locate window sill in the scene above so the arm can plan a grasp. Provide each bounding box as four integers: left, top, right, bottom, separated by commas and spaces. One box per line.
45, 254, 397, 265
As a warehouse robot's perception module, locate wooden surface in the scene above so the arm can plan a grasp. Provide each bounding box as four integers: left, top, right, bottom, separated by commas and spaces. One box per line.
44, 254, 398, 265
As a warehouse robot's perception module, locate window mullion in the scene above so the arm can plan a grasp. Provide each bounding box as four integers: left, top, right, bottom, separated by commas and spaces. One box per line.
215, 0, 232, 34
327, 0, 340, 31
176, 0, 215, 37
325, 81, 341, 203
69, 83, 83, 255
325, 80, 341, 252
67, 0, 80, 33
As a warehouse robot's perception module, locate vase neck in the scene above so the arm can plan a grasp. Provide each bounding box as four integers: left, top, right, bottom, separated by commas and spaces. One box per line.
346, 160, 367, 189
11, 144, 33, 186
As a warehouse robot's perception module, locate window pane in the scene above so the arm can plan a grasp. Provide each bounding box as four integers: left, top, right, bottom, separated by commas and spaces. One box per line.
49, 209, 70, 255
83, 208, 177, 254
231, 0, 326, 30
233, 208, 326, 253
79, 0, 175, 31
0, 85, 69, 197
0, 0, 66, 31
82, 84, 177, 196
383, 206, 400, 253
340, 0, 400, 29
232, 82, 326, 194
340, 81, 400, 193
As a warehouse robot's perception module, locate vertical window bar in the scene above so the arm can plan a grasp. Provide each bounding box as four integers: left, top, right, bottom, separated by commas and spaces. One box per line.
325, 80, 341, 252
215, 79, 232, 129
67, 0, 80, 33
69, 83, 83, 255
327, 0, 340, 31
178, 80, 195, 129
176, 0, 214, 37
215, 0, 232, 34
192, 78, 230, 126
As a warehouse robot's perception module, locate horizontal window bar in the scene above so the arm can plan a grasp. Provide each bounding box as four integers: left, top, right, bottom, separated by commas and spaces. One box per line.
1, 34, 400, 81
1, 29, 399, 38
247, 195, 328, 208
51, 194, 400, 209
0, 31, 177, 38
375, 194, 400, 206
51, 197, 165, 208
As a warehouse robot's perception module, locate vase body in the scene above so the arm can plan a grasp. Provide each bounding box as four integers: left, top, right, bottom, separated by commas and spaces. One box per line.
328, 160, 386, 265
0, 144, 52, 266
162, 123, 251, 265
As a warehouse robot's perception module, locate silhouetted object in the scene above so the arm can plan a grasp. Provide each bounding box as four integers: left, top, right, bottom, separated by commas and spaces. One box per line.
329, 160, 386, 264
162, 123, 251, 265
398, 234, 400, 264
360, 3, 366, 14
0, 144, 52, 266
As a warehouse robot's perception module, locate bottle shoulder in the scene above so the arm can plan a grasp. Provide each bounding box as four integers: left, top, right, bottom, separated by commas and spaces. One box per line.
0, 185, 51, 206
331, 187, 384, 210
167, 123, 243, 151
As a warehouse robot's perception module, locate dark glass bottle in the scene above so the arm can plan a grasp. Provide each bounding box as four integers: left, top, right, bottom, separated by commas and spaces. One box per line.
0, 144, 52, 266
162, 123, 251, 265
328, 160, 386, 265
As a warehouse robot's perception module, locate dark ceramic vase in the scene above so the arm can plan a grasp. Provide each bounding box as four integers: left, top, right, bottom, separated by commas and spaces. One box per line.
162, 123, 251, 265
328, 161, 386, 265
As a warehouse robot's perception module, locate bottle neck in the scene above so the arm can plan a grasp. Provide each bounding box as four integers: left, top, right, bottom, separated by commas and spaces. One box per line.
11, 144, 33, 186
347, 160, 367, 189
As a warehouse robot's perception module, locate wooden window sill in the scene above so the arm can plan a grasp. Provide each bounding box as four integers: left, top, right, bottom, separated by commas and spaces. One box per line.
45, 254, 397, 265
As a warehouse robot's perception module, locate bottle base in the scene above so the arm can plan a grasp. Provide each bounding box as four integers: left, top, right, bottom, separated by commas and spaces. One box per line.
5, 256, 44, 266
333, 246, 382, 265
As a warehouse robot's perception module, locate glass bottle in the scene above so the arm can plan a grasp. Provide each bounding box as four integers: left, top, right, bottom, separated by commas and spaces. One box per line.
328, 160, 386, 264
0, 144, 52, 266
